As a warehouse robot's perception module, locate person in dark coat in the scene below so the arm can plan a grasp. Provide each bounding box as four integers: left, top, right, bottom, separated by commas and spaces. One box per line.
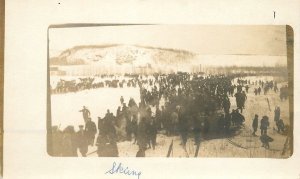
96, 134, 106, 157
260, 116, 270, 135
161, 106, 167, 130
98, 117, 104, 134
85, 117, 97, 146
235, 109, 245, 126
193, 113, 202, 145
217, 114, 225, 135
79, 106, 90, 123
131, 115, 138, 144
147, 117, 158, 150
277, 119, 285, 133
254, 88, 258, 95
234, 92, 243, 113
116, 106, 121, 119
178, 108, 188, 148
222, 96, 231, 114
230, 109, 237, 126
260, 133, 273, 149
224, 113, 231, 134
245, 85, 249, 93
137, 117, 148, 153
126, 116, 133, 141
155, 106, 162, 130
258, 87, 261, 95
252, 114, 259, 136
241, 91, 247, 110
274, 106, 280, 122
62, 126, 77, 157
202, 114, 210, 140
76, 125, 88, 157
96, 118, 119, 157
120, 96, 124, 105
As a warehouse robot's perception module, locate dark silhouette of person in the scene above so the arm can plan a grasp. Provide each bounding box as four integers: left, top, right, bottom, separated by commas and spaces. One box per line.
252, 114, 258, 136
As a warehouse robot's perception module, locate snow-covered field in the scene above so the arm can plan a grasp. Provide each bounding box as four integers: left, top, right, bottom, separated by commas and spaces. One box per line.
50, 75, 291, 158
51, 87, 140, 131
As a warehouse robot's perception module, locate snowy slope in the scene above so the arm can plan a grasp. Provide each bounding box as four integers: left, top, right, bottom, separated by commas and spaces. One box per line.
50, 44, 196, 67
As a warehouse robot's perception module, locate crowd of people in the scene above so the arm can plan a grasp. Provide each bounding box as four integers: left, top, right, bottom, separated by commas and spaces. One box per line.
251, 106, 286, 149
51, 72, 288, 157
51, 75, 140, 94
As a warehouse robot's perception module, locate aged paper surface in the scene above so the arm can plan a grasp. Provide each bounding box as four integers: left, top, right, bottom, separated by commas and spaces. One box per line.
3, 0, 300, 178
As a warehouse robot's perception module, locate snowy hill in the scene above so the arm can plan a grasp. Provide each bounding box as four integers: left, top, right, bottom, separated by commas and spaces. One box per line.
50, 44, 196, 67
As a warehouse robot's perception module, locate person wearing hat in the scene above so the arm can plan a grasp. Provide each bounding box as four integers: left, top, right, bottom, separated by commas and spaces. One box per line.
76, 125, 88, 157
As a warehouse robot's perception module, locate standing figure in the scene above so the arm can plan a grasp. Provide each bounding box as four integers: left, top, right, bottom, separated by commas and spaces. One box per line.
230, 109, 237, 126
136, 117, 148, 157
234, 92, 243, 113
274, 106, 281, 122
178, 109, 188, 148
170, 111, 179, 135
252, 114, 258, 136
120, 96, 124, 105
277, 119, 285, 133
245, 85, 249, 93
98, 117, 119, 157
241, 91, 247, 109
254, 88, 258, 95
258, 87, 261, 95
62, 126, 77, 157
76, 125, 88, 157
193, 113, 202, 145
222, 96, 231, 114
147, 117, 158, 150
155, 106, 162, 130
85, 117, 97, 146
79, 106, 90, 123
161, 106, 167, 130
217, 114, 225, 135
98, 117, 104, 134
260, 116, 270, 135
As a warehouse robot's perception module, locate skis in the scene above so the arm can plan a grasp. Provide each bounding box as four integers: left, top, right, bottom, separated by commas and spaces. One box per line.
194, 143, 200, 157
166, 140, 173, 157
266, 98, 271, 111
183, 146, 189, 158
87, 150, 97, 156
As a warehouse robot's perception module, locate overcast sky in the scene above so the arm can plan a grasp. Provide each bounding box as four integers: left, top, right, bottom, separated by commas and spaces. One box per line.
49, 25, 287, 57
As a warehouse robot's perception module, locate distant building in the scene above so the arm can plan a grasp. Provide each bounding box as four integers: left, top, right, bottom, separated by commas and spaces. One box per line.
50, 66, 66, 76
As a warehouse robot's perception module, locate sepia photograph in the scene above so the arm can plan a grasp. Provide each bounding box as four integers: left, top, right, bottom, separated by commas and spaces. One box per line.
47, 24, 293, 158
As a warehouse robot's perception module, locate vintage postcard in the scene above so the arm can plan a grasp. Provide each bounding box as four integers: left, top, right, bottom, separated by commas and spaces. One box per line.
47, 25, 293, 158
3, 1, 300, 179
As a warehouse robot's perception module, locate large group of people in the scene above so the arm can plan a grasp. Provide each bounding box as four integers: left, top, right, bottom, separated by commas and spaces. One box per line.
51, 72, 288, 157
51, 75, 140, 94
